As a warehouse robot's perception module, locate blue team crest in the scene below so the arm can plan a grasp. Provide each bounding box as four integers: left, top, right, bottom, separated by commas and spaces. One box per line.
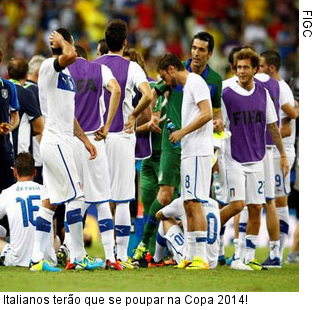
57, 72, 76, 93
1, 89, 8, 99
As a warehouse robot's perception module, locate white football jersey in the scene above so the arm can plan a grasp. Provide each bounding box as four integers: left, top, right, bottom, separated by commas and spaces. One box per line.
0, 181, 43, 267
181, 73, 214, 159
38, 57, 76, 144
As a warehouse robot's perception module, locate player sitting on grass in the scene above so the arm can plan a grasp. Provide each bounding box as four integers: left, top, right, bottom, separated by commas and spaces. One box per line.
147, 196, 220, 269
0, 152, 57, 268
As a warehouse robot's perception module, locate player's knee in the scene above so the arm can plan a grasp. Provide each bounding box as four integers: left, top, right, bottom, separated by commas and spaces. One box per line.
230, 200, 245, 214
248, 204, 262, 224
157, 189, 173, 206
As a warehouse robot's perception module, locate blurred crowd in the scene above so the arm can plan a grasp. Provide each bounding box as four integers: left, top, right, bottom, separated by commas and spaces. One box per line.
0, 0, 298, 83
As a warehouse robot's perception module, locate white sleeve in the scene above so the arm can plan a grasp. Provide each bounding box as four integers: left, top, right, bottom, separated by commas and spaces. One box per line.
265, 89, 278, 124
129, 61, 148, 89
101, 64, 116, 88
194, 75, 211, 105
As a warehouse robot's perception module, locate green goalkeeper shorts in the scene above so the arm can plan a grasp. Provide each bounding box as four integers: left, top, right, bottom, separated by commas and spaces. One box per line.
158, 151, 181, 188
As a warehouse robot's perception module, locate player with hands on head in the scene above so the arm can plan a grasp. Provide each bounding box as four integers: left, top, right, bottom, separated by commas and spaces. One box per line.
29, 28, 99, 272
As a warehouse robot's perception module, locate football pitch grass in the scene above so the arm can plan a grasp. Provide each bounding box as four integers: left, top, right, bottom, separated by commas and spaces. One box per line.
0, 243, 299, 292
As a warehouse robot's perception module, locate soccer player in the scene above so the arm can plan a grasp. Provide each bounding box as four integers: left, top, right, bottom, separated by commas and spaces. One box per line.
133, 31, 223, 262
96, 38, 109, 57
259, 50, 299, 263
24, 55, 46, 184
7, 58, 44, 160
151, 197, 220, 269
93, 19, 153, 269
29, 28, 98, 272
157, 53, 213, 269
67, 45, 122, 270
123, 47, 164, 255
0, 46, 20, 194
220, 48, 289, 270
0, 153, 56, 267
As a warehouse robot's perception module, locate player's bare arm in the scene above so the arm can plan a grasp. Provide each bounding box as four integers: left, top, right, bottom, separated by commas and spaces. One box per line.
94, 78, 121, 141
281, 100, 299, 119
268, 122, 289, 177
31, 116, 44, 136
125, 81, 153, 134
169, 99, 212, 144
136, 112, 161, 134
280, 117, 292, 138
74, 118, 97, 160
49, 31, 77, 67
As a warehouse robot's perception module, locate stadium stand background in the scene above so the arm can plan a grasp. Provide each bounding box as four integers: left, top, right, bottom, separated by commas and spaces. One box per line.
0, 0, 299, 252
0, 0, 299, 84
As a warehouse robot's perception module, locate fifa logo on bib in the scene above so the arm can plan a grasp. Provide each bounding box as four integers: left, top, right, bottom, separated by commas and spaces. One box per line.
230, 188, 236, 198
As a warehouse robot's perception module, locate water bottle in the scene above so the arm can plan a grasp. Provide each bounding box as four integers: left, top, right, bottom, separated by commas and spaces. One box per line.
166, 118, 180, 148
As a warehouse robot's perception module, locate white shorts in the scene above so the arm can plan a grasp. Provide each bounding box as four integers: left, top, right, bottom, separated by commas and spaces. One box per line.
105, 134, 136, 202
73, 135, 111, 203
226, 169, 265, 205
263, 147, 275, 200
274, 151, 296, 198
41, 140, 83, 205
181, 156, 212, 202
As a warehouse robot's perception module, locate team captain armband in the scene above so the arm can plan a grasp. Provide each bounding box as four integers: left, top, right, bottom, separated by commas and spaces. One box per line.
213, 107, 221, 113
53, 58, 66, 72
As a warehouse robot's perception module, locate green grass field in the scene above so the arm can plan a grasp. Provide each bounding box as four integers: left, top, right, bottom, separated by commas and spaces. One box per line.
0, 243, 299, 292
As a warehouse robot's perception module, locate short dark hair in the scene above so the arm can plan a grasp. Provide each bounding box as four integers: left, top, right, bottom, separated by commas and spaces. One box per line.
51, 28, 74, 55
14, 152, 35, 177
192, 32, 214, 53
261, 50, 281, 71
97, 38, 109, 55
105, 19, 127, 52
75, 45, 87, 60
157, 53, 184, 72
8, 58, 29, 80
